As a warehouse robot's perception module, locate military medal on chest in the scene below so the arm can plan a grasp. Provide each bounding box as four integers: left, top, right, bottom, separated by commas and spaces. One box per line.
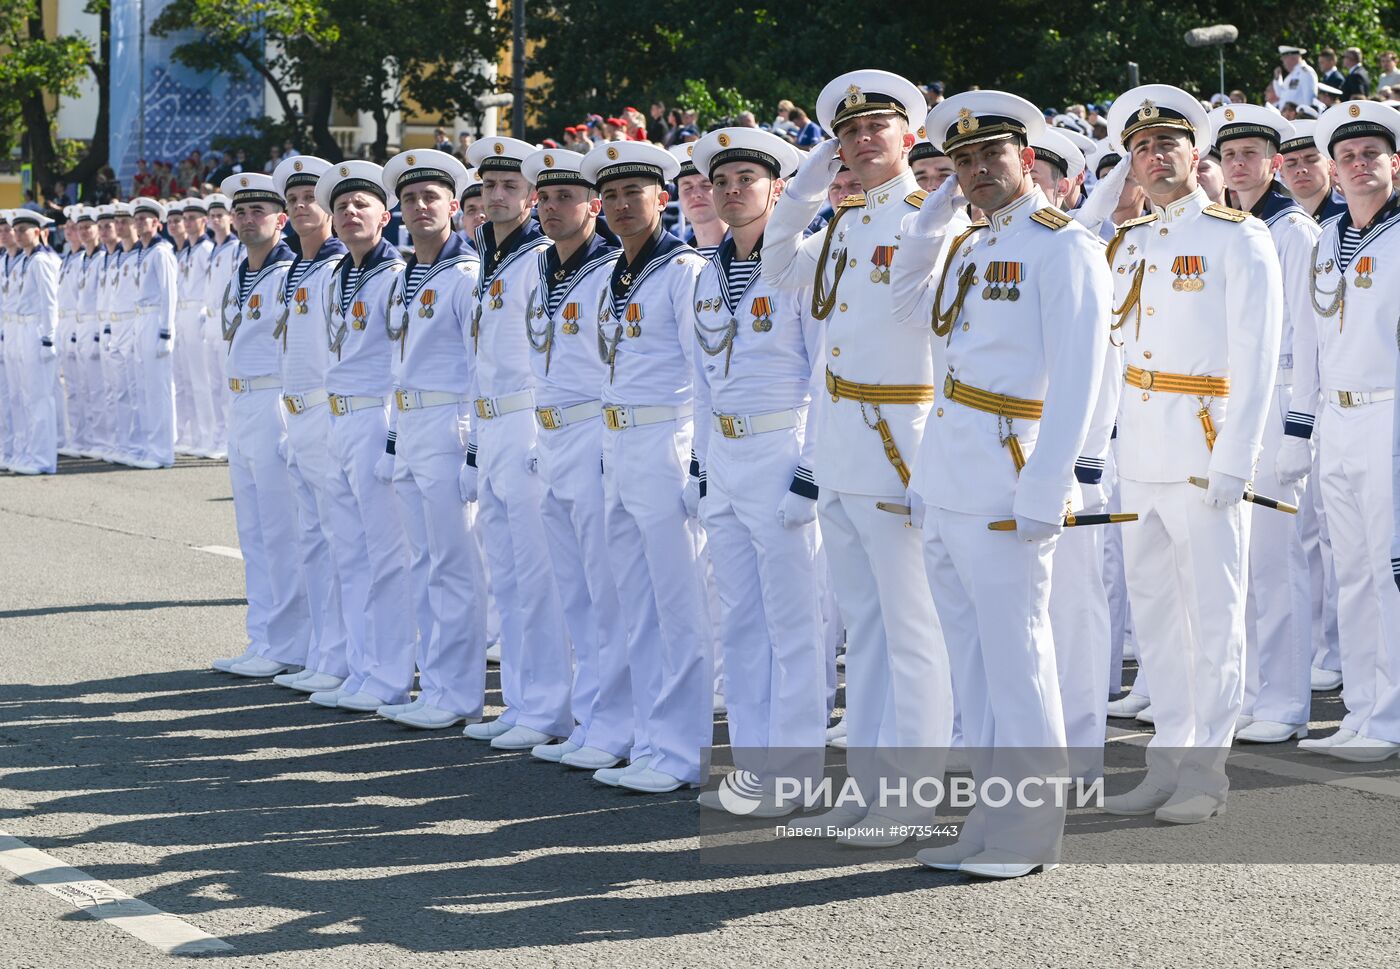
870, 245, 894, 284
248, 293, 263, 319
1170, 255, 1207, 292
562, 301, 580, 334
351, 299, 367, 330
624, 302, 643, 338
750, 296, 774, 332
488, 278, 504, 309
1354, 256, 1375, 289
983, 261, 1023, 301
418, 289, 436, 317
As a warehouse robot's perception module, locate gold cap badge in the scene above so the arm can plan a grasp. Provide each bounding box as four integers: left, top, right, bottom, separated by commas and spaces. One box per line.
717, 134, 730, 148
845, 84, 865, 108
956, 107, 979, 134
1224, 108, 1235, 121
1349, 104, 1362, 117
493, 142, 504, 154
293, 160, 303, 171
543, 154, 554, 167
239, 176, 249, 187
406, 154, 415, 165
607, 146, 619, 160
1139, 100, 1160, 120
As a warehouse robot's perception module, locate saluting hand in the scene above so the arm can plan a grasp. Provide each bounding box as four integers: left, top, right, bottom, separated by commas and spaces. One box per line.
787, 139, 843, 201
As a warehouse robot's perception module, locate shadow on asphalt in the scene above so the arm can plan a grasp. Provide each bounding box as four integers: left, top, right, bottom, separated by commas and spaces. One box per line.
0, 598, 248, 621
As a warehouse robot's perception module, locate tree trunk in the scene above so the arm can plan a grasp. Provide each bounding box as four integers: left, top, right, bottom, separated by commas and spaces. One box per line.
62, 4, 112, 199
303, 75, 343, 161
21, 15, 58, 195
370, 99, 389, 163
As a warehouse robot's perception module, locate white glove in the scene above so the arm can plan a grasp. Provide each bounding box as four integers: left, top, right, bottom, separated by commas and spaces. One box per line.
788, 139, 842, 201
1203, 471, 1248, 509
1275, 437, 1313, 486
907, 487, 927, 530
1015, 513, 1063, 543
776, 491, 817, 528
373, 451, 395, 484
911, 174, 966, 237
1073, 155, 1131, 233
458, 461, 479, 503
40, 341, 58, 363
87, 336, 101, 361
524, 445, 539, 475
156, 331, 172, 358
1079, 481, 1110, 513
683, 475, 702, 519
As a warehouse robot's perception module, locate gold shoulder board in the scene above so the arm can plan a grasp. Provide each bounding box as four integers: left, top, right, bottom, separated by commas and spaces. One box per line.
1105, 214, 1157, 264
837, 194, 867, 209
1203, 203, 1249, 223
1120, 212, 1159, 229
905, 190, 929, 209
1030, 206, 1072, 229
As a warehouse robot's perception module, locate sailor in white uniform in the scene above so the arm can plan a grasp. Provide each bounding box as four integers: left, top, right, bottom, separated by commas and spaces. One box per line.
8, 210, 61, 474
173, 197, 215, 456
56, 213, 83, 457
71, 207, 105, 459
200, 194, 241, 459
129, 197, 178, 468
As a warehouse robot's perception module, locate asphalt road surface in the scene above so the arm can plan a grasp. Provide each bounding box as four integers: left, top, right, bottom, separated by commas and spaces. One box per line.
2, 457, 1398, 968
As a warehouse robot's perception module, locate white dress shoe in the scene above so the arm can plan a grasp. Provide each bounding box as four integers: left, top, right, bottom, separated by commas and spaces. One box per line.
291, 673, 345, 694
618, 767, 696, 793
713, 692, 727, 715
485, 642, 502, 665
10, 464, 42, 475
336, 691, 388, 712
57, 447, 81, 458
1236, 720, 1308, 743
228, 657, 296, 678
1311, 667, 1343, 691
594, 756, 651, 787
1106, 692, 1151, 718
1156, 790, 1226, 824
1326, 735, 1400, 763
490, 724, 557, 750
211, 646, 258, 672
272, 669, 313, 689
308, 689, 347, 708
1298, 728, 1357, 752
531, 740, 580, 763
824, 720, 848, 743
394, 705, 467, 730
960, 851, 1059, 879
1134, 704, 1155, 724
1102, 779, 1174, 816
782, 805, 867, 836
1235, 715, 1255, 732
128, 458, 161, 470
562, 746, 624, 770
836, 811, 932, 848
376, 700, 423, 719
915, 841, 984, 872
463, 718, 514, 741
695, 788, 798, 819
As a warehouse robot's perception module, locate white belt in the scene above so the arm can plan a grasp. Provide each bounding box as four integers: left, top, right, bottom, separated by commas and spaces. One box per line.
228, 375, 283, 394
13, 314, 37, 322
177, 300, 202, 310
283, 389, 330, 415
474, 389, 535, 420
711, 407, 799, 439
602, 403, 691, 431
1327, 388, 1395, 408
328, 393, 384, 416
108, 310, 137, 321
536, 399, 602, 430
395, 389, 470, 412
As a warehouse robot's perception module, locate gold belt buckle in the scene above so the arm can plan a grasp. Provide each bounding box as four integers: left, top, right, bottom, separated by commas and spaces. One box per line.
1139, 369, 1155, 391
1338, 390, 1356, 408
395, 389, 411, 412
943, 374, 955, 398
475, 397, 495, 419
229, 377, 243, 393
329, 394, 347, 417
284, 394, 303, 415
603, 405, 625, 430
718, 414, 740, 439
537, 406, 561, 430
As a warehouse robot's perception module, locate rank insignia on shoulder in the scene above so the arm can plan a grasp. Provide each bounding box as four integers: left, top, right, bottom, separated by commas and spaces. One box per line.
1203, 202, 1249, 223
1119, 213, 1159, 229
837, 194, 867, 209
1030, 206, 1072, 229
905, 189, 929, 209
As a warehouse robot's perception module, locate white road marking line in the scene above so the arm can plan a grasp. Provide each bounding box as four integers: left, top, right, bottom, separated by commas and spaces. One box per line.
0, 832, 232, 955
194, 545, 243, 560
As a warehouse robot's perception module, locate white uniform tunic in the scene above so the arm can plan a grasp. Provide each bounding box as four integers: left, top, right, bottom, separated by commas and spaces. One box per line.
10, 245, 61, 472
1110, 188, 1282, 800
1273, 60, 1319, 113
469, 219, 573, 738
74, 246, 105, 455
597, 226, 711, 783
92, 243, 123, 456
526, 230, 634, 757
174, 235, 214, 452
201, 234, 243, 455
132, 237, 177, 466
56, 249, 83, 451
0, 251, 15, 467
108, 243, 144, 457
222, 240, 311, 665
688, 234, 828, 779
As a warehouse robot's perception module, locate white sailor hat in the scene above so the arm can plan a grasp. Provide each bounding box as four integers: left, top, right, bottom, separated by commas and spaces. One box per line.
669, 143, 702, 180
130, 197, 167, 221
95, 204, 117, 221
580, 141, 679, 187
181, 196, 208, 214
313, 160, 394, 213
1108, 84, 1210, 152
521, 148, 590, 189
816, 69, 924, 135
1030, 127, 1087, 179
220, 172, 284, 209
204, 193, 231, 212
1315, 99, 1400, 162
272, 155, 333, 198
113, 201, 135, 218
1317, 82, 1344, 99
1296, 103, 1320, 120
1278, 45, 1307, 56
167, 199, 186, 215
1209, 103, 1292, 149
466, 136, 535, 174
74, 206, 97, 224
1280, 120, 1321, 154
460, 167, 483, 199
927, 90, 1045, 154
908, 133, 946, 164
10, 209, 54, 228
382, 148, 469, 198
692, 127, 802, 180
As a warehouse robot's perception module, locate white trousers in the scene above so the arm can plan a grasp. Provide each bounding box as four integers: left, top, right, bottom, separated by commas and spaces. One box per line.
13, 322, 59, 472
197, 326, 229, 454
59, 316, 83, 450
324, 403, 414, 703
702, 426, 827, 775
133, 314, 174, 467
603, 418, 713, 783
1318, 400, 1400, 742
227, 387, 310, 663
285, 402, 351, 678
172, 305, 204, 450
1243, 386, 1312, 725
477, 408, 573, 736
1047, 482, 1111, 769
109, 318, 142, 456
94, 326, 123, 454
0, 323, 12, 464
73, 315, 104, 452
1103, 445, 1134, 694
394, 403, 488, 719
1120, 479, 1249, 800
539, 416, 633, 757
1299, 446, 1342, 674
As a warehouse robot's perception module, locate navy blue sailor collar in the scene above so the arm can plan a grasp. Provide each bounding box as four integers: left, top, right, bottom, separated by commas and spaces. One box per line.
477, 218, 544, 279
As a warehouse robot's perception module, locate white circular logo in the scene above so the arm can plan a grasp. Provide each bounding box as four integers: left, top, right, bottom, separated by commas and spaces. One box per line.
715, 769, 766, 816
